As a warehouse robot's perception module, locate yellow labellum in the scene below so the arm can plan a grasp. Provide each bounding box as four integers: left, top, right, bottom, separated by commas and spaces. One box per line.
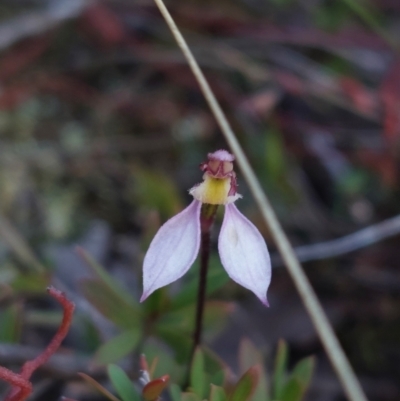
190, 175, 230, 205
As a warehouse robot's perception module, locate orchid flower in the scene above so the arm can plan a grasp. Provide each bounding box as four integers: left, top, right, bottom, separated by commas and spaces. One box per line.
140, 150, 271, 305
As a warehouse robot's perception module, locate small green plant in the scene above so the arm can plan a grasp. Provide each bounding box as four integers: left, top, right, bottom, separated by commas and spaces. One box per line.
80, 341, 314, 401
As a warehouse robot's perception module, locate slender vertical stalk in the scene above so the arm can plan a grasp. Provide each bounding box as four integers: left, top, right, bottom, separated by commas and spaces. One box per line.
192, 204, 218, 357
152, 1, 369, 400
193, 229, 211, 348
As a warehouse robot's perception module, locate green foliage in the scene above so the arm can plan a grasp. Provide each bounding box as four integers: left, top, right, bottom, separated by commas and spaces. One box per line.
209, 385, 227, 401
66, 338, 315, 401
160, 341, 314, 401
108, 364, 141, 401
292, 356, 315, 387
80, 278, 140, 329
229, 365, 260, 401
268, 0, 294, 6
155, 301, 233, 365
265, 128, 288, 185
313, 1, 351, 30
239, 339, 269, 401
78, 248, 142, 336
340, 0, 394, 47
181, 393, 202, 401
170, 383, 183, 401
190, 348, 207, 399
10, 272, 50, 293
142, 339, 185, 383
171, 256, 230, 310
131, 168, 183, 220
75, 247, 314, 401
338, 169, 370, 197
0, 0, 396, 398
78, 248, 140, 311
273, 339, 289, 400
94, 329, 141, 365
76, 247, 233, 368
0, 304, 20, 343
272, 340, 315, 401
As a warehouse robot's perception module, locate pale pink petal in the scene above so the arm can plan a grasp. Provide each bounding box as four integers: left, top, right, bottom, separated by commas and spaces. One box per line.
218, 203, 271, 305
141, 200, 201, 302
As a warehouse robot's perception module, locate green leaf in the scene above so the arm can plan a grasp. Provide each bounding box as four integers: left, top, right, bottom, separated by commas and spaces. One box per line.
0, 304, 20, 342
11, 272, 50, 293
25, 310, 63, 326
279, 377, 303, 401
156, 306, 194, 332
338, 169, 368, 196
143, 286, 169, 315
280, 356, 315, 401
107, 364, 140, 401
169, 383, 182, 401
210, 384, 227, 401
202, 302, 235, 341
182, 393, 202, 401
266, 129, 286, 183
156, 303, 233, 364
190, 347, 207, 399
157, 302, 234, 341
80, 278, 140, 329
340, 0, 394, 47
229, 365, 260, 401
292, 356, 315, 388
79, 372, 121, 401
203, 347, 230, 387
131, 168, 183, 220
209, 370, 225, 389
142, 339, 185, 383
238, 338, 269, 401
272, 339, 288, 400
77, 248, 139, 307
94, 329, 141, 365
155, 326, 192, 363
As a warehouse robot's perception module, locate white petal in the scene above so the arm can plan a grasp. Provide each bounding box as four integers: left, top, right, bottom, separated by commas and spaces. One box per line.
218, 203, 271, 305
141, 200, 201, 302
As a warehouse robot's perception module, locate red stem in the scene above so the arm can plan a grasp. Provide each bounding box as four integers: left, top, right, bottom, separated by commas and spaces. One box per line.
0, 286, 75, 401
20, 287, 75, 379
0, 367, 31, 401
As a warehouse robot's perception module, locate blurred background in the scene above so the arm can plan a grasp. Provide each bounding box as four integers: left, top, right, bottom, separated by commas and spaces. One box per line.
0, 0, 400, 400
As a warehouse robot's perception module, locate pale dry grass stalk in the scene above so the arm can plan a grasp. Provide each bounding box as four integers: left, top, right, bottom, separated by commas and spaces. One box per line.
152, 1, 369, 400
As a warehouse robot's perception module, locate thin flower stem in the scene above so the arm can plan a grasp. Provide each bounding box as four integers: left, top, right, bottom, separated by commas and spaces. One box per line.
152, 1, 368, 400
192, 204, 218, 356
193, 230, 211, 350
